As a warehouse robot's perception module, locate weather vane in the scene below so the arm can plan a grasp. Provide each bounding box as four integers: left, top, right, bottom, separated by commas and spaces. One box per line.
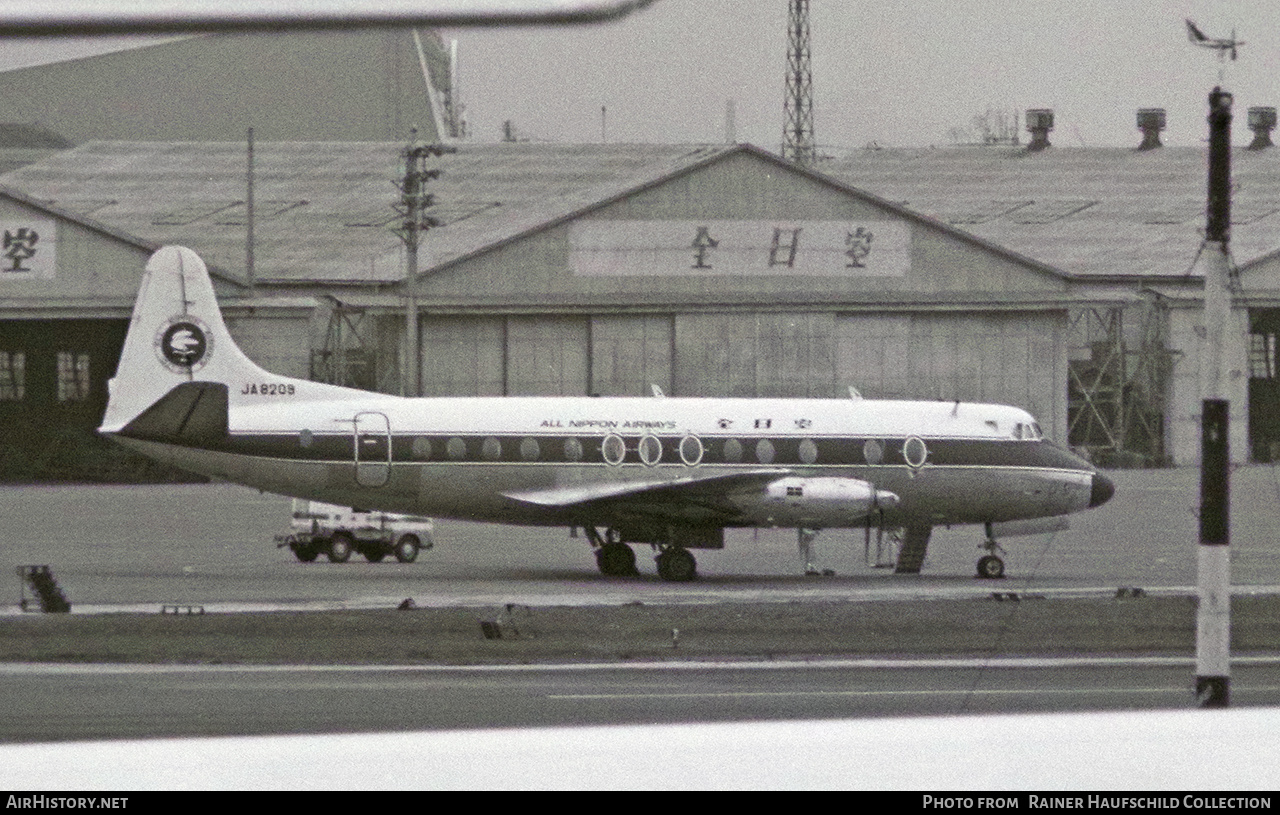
1186, 18, 1244, 81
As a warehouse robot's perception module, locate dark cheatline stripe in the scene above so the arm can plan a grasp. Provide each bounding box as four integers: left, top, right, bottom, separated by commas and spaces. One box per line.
190, 432, 1091, 472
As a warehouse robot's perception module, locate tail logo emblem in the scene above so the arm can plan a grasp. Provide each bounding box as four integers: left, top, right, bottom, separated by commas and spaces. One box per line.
156, 317, 212, 372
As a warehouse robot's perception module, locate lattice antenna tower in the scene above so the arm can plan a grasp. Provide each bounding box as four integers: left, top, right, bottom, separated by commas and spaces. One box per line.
782, 0, 816, 165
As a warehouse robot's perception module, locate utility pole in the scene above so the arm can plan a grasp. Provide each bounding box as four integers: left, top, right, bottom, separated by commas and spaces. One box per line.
1195, 86, 1235, 708
395, 130, 454, 397
245, 127, 256, 295
782, 0, 815, 165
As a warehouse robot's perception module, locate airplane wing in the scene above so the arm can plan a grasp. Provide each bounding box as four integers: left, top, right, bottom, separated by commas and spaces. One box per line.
502, 469, 793, 525
1186, 18, 1208, 42
0, 0, 659, 35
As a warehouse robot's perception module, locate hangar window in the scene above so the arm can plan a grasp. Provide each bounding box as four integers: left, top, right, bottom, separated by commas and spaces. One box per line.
0, 351, 24, 400
56, 351, 90, 402
1250, 333, 1277, 379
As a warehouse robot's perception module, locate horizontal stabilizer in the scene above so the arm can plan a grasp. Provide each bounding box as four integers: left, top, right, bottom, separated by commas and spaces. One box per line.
118, 382, 229, 445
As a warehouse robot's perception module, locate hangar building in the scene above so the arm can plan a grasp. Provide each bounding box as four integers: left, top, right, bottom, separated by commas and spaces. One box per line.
825, 118, 1280, 469
0, 141, 1098, 480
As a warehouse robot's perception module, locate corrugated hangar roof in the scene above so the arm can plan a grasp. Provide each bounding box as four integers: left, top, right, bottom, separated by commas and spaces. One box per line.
824, 145, 1280, 280
0, 141, 737, 285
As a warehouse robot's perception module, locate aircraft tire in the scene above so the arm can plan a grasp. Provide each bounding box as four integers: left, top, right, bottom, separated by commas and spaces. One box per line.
292, 543, 319, 563
394, 535, 421, 563
596, 542, 637, 577
656, 547, 697, 582
328, 533, 354, 564
976, 554, 1005, 579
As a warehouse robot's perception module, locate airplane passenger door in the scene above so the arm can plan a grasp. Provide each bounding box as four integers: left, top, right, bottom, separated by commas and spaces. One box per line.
353, 411, 391, 487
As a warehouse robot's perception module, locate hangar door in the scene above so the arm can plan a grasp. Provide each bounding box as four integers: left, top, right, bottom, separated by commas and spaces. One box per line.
833, 312, 1066, 442
417, 315, 589, 397
0, 319, 131, 480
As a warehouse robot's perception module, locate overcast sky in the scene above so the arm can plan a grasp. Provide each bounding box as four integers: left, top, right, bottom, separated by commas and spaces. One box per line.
0, 0, 1275, 151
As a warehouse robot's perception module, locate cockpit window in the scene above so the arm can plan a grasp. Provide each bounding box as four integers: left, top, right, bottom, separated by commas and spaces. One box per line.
1012, 422, 1043, 441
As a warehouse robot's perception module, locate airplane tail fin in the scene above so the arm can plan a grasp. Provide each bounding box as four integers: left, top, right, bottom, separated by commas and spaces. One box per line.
100, 246, 272, 433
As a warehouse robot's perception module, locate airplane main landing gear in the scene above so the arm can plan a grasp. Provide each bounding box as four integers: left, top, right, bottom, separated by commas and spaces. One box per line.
585, 527, 639, 577
580, 526, 698, 581
975, 524, 1006, 579
596, 541, 638, 577
655, 546, 697, 582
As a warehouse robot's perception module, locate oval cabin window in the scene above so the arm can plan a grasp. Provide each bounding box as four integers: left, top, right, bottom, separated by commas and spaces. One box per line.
798, 438, 818, 465
679, 435, 704, 466
639, 435, 663, 466
520, 437, 540, 462
756, 439, 775, 464
482, 437, 503, 461
863, 439, 884, 465
564, 437, 584, 462
602, 434, 626, 466
903, 436, 928, 469
722, 438, 743, 463
447, 437, 467, 460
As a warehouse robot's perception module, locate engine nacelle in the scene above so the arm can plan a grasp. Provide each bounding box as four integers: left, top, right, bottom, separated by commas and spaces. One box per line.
753, 477, 899, 527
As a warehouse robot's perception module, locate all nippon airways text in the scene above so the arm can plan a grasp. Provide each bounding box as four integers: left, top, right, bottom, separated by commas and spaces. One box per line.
921, 797, 1272, 811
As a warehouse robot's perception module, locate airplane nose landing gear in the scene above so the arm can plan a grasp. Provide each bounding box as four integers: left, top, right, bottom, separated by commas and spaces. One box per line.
976, 523, 1006, 579
976, 553, 1005, 579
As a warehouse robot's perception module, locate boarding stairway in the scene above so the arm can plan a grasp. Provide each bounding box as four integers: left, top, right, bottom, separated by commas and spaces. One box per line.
17, 565, 71, 613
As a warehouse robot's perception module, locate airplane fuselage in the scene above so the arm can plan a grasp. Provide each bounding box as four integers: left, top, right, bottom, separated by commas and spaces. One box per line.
111, 390, 1099, 532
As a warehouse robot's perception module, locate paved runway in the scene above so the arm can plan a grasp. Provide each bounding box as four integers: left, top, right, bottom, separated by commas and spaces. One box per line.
3, 466, 1280, 612
6, 656, 1280, 743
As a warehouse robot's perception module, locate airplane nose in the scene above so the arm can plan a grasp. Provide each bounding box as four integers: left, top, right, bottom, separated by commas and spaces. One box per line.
1089, 472, 1115, 508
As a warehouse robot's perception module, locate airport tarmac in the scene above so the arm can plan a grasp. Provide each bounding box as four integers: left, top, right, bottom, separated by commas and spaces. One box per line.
3, 466, 1280, 787
2, 465, 1280, 613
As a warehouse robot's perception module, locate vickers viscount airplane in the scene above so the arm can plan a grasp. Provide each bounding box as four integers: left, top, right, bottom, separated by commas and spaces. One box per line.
100, 247, 1114, 581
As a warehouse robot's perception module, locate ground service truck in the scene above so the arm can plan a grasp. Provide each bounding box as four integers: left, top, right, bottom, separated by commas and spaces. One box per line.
277, 499, 435, 563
